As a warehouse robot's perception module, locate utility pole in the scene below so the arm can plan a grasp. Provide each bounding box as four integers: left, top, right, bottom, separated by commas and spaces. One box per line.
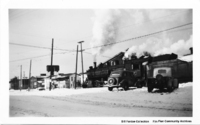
20, 65, 22, 91
29, 59, 32, 91
74, 45, 79, 89
50, 38, 54, 91
78, 41, 84, 86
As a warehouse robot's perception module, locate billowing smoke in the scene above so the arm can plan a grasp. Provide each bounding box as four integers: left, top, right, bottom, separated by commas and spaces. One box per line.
90, 9, 148, 60
91, 9, 122, 61
90, 9, 192, 61
124, 34, 193, 58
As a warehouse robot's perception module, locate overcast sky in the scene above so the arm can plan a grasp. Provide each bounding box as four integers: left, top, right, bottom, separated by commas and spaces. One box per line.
9, 9, 192, 79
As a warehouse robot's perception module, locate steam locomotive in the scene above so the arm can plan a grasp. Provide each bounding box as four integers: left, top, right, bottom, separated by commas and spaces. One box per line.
84, 50, 193, 91
84, 52, 149, 88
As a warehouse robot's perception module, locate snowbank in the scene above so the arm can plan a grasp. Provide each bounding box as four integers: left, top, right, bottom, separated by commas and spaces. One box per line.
9, 82, 192, 96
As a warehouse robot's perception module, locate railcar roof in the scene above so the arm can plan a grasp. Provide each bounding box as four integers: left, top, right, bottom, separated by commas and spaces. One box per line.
178, 55, 193, 62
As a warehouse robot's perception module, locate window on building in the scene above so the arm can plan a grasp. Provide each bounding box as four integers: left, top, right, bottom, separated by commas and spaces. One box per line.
132, 64, 140, 70
107, 62, 110, 66
115, 60, 119, 65
71, 77, 73, 81
111, 61, 114, 66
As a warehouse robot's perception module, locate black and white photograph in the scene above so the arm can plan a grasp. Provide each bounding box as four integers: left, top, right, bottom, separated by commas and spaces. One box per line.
0, 0, 200, 124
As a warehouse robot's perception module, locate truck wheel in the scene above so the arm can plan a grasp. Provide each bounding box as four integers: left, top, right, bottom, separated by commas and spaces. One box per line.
159, 85, 164, 91
148, 85, 153, 92
173, 79, 179, 89
147, 79, 153, 92
108, 87, 113, 91
136, 81, 142, 88
167, 79, 173, 92
123, 83, 129, 91
95, 81, 99, 87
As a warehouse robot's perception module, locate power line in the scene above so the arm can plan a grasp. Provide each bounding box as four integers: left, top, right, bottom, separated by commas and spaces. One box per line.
10, 42, 76, 52
84, 22, 192, 51
11, 22, 191, 53
10, 10, 188, 45
9, 22, 192, 63
10, 54, 51, 62
9, 50, 110, 63
83, 51, 111, 58
9, 51, 74, 63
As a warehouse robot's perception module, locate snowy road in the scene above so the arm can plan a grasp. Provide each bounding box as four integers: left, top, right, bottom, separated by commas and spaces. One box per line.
10, 82, 192, 117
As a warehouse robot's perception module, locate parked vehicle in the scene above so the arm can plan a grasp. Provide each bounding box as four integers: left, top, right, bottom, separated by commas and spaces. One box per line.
147, 58, 192, 92
106, 68, 144, 91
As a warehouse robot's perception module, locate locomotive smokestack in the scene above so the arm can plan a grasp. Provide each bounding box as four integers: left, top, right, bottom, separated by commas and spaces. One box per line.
94, 62, 97, 68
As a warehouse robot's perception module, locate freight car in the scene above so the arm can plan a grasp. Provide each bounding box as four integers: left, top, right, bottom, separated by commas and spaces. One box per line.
147, 54, 192, 92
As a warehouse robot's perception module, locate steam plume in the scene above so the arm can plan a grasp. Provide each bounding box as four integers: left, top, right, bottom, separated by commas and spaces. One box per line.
91, 9, 121, 61
90, 9, 192, 61
124, 35, 193, 58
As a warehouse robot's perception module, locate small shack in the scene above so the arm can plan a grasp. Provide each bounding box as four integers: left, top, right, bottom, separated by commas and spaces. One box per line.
69, 74, 81, 89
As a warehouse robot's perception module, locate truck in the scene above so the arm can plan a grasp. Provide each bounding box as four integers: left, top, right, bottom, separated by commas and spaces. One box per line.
106, 68, 144, 91
147, 56, 192, 92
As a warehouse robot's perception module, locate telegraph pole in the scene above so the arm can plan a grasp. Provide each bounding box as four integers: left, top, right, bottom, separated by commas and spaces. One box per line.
49, 38, 54, 91
78, 41, 84, 85
29, 59, 32, 91
20, 65, 22, 91
74, 45, 79, 89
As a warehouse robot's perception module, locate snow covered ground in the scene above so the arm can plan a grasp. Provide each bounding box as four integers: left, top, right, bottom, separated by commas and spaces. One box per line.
10, 82, 192, 96
10, 82, 192, 117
